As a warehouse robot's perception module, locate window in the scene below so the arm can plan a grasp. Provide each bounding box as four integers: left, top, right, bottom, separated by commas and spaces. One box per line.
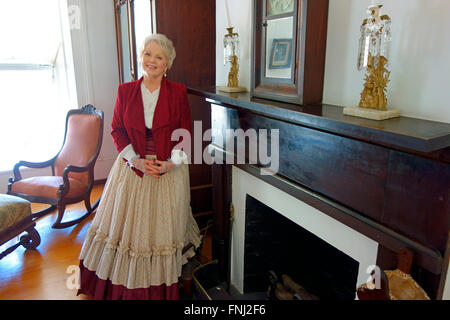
0, 0, 77, 171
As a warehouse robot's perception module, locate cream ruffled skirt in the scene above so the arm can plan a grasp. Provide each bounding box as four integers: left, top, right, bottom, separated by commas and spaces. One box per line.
79, 153, 201, 289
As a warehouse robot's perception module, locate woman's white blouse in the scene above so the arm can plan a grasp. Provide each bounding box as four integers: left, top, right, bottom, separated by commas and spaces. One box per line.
141, 82, 160, 129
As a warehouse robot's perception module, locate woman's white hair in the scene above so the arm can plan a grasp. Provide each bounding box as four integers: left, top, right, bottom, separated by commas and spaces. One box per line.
139, 33, 176, 70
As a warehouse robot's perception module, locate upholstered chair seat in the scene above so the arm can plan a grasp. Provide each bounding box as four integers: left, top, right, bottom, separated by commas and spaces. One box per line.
10, 176, 87, 200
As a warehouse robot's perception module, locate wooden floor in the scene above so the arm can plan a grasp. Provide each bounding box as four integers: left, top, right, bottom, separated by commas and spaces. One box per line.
0, 185, 212, 300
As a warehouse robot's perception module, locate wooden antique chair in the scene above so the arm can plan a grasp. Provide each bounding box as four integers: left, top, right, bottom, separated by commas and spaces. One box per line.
7, 105, 104, 229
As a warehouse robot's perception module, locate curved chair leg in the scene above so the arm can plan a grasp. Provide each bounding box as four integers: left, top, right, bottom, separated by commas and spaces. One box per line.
52, 203, 67, 229
0, 225, 41, 260
85, 196, 92, 213
32, 205, 57, 220
51, 196, 101, 229
20, 226, 41, 250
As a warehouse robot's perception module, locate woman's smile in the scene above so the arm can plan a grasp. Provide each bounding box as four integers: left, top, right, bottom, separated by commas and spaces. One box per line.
142, 41, 168, 79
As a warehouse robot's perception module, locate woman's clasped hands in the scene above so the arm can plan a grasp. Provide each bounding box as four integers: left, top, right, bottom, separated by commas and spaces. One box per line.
131, 158, 175, 178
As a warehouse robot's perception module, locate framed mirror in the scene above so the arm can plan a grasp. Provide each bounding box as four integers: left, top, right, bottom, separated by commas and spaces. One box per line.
264, 0, 297, 83
114, 0, 154, 83
251, 0, 329, 105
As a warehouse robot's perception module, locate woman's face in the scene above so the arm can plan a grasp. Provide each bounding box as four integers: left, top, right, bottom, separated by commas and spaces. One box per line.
141, 41, 168, 79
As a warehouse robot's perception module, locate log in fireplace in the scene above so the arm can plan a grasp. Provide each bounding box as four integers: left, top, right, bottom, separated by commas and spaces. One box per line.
188, 87, 450, 300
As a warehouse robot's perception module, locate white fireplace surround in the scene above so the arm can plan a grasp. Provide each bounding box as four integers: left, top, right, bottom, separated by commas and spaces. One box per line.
230, 166, 379, 299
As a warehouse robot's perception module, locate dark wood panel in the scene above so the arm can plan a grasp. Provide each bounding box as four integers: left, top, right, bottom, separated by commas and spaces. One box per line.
303, 0, 329, 105
156, 0, 215, 87
190, 185, 212, 214
188, 94, 212, 187
244, 112, 390, 221
211, 104, 390, 221
383, 151, 450, 253
211, 163, 232, 283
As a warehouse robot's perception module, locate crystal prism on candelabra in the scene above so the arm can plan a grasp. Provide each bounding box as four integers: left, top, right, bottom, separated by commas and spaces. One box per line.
357, 5, 391, 72
218, 27, 246, 93
344, 4, 400, 120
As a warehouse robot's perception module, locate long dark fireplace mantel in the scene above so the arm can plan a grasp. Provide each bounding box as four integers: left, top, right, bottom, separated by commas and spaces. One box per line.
188, 86, 450, 300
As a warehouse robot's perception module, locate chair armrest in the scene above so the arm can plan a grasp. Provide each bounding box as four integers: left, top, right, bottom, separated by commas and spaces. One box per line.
59, 164, 92, 198
63, 164, 91, 174
11, 159, 55, 182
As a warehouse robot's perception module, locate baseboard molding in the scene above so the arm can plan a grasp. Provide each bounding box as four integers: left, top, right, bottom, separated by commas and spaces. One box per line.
94, 178, 107, 185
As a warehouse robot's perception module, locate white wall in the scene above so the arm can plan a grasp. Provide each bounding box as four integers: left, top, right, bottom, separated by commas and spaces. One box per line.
216, 0, 450, 123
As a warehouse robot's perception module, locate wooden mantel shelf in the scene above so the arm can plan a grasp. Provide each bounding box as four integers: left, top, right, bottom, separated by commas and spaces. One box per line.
188, 86, 450, 153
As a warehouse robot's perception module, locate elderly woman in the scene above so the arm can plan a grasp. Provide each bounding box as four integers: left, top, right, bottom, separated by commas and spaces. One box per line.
77, 34, 201, 300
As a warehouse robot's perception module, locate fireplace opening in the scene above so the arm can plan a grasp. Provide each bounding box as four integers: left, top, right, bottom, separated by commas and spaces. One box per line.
244, 195, 360, 300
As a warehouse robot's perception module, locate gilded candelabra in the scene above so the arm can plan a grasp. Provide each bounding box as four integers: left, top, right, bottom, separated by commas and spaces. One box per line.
357, 4, 391, 111
226, 28, 239, 87
218, 27, 246, 93
344, 3, 400, 120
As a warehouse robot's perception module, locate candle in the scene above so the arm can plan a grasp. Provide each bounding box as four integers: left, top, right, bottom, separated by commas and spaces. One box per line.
225, 0, 232, 28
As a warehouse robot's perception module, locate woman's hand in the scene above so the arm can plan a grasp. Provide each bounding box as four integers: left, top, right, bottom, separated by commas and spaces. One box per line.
131, 159, 175, 177
131, 158, 160, 178
154, 160, 175, 175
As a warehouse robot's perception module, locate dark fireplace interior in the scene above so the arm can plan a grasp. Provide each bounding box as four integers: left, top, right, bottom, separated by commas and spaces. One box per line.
244, 195, 360, 300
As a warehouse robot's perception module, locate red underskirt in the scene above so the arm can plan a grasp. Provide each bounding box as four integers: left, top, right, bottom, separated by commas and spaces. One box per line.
77, 260, 179, 300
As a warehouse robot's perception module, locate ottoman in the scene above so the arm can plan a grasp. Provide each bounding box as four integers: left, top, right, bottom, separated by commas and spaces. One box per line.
0, 194, 40, 260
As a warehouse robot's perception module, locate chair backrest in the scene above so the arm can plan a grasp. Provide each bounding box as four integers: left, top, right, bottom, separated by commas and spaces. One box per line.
54, 105, 103, 186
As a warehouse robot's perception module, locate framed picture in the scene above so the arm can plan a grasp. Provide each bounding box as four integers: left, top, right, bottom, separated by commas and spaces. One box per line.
268, 38, 292, 69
